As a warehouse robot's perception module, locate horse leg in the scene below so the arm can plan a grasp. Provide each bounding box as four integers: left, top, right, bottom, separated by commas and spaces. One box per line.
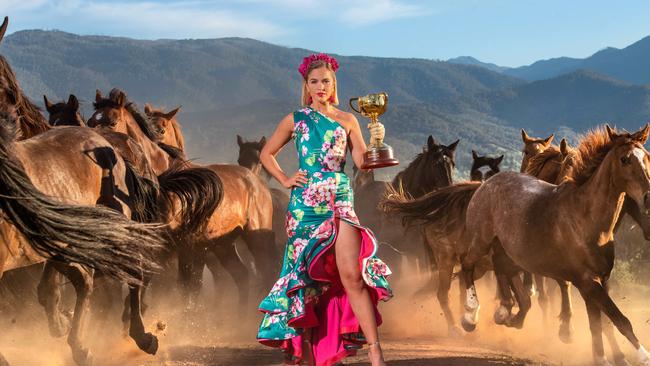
242, 228, 277, 291
557, 279, 575, 344
210, 241, 250, 315
505, 273, 531, 329
126, 284, 158, 354
435, 251, 460, 337
523, 271, 536, 297
37, 261, 71, 337
460, 237, 494, 332
602, 282, 629, 366
535, 274, 549, 326
121, 276, 152, 336
583, 295, 610, 366
177, 242, 207, 311
56, 263, 94, 366
493, 273, 514, 325
577, 279, 650, 366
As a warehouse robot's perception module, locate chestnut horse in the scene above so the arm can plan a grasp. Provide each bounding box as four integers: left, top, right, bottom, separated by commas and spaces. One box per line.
0, 17, 167, 364
92, 98, 276, 310
460, 125, 650, 366
470, 150, 503, 181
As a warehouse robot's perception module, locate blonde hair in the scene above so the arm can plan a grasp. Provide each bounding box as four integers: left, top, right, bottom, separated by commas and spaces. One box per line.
300, 60, 339, 106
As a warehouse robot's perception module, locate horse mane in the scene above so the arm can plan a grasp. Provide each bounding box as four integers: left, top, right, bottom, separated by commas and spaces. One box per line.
93, 88, 163, 142
392, 150, 426, 189
0, 56, 50, 139
158, 142, 186, 161
524, 145, 561, 177
564, 126, 616, 186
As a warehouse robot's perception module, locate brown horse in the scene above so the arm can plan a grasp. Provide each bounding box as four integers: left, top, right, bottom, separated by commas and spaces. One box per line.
381, 147, 503, 335
94, 98, 277, 310
44, 94, 85, 126
0, 17, 172, 364
460, 125, 650, 366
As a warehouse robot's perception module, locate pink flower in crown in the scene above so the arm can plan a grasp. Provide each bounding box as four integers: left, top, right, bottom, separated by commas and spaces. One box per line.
298, 53, 340, 79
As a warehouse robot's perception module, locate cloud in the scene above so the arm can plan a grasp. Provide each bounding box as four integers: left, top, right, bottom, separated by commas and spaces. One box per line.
339, 0, 428, 26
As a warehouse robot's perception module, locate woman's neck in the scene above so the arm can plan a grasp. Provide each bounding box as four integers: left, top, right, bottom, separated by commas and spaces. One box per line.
309, 102, 333, 114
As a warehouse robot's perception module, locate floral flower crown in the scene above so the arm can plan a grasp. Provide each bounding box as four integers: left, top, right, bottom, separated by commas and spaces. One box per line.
298, 53, 339, 79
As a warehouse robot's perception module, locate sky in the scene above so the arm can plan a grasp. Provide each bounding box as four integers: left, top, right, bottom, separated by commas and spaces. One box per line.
2, 0, 650, 67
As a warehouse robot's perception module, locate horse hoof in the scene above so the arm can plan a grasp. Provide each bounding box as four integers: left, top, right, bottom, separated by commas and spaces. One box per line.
613, 354, 630, 366
72, 348, 93, 366
558, 324, 574, 344
505, 316, 524, 329
594, 356, 613, 366
461, 316, 477, 332
493, 306, 510, 325
135, 332, 159, 355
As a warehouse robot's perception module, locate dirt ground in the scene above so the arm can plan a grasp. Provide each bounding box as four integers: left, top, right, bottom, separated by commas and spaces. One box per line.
1, 260, 650, 366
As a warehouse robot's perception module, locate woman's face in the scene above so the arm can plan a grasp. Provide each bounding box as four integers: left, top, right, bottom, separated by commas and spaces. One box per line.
306, 66, 334, 105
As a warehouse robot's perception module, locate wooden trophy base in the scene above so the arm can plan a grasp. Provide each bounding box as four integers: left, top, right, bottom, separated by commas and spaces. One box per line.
361, 144, 399, 169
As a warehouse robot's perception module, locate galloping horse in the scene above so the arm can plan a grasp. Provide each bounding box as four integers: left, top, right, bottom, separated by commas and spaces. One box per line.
460, 125, 650, 366
0, 16, 166, 365
92, 98, 276, 310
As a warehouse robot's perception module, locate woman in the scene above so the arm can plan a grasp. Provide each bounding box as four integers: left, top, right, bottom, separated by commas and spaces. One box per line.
257, 53, 393, 366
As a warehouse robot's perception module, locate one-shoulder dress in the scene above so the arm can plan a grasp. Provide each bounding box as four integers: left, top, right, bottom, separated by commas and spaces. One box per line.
257, 107, 392, 366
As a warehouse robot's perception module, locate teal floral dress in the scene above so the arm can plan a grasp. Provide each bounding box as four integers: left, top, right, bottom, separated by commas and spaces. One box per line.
257, 107, 392, 366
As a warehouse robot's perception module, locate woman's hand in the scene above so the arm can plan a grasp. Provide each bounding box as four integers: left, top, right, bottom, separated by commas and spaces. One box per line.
369, 122, 385, 142
282, 170, 309, 188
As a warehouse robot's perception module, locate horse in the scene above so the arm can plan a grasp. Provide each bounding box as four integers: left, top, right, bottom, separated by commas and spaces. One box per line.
460, 125, 650, 366
91, 97, 276, 311
470, 150, 503, 181
0, 17, 174, 364
44, 94, 85, 126
380, 148, 503, 335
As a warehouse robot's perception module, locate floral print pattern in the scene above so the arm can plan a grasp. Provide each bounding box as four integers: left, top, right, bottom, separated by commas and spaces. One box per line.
257, 107, 392, 349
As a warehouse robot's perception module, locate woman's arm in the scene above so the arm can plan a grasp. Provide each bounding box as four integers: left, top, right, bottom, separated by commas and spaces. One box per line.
260, 113, 308, 188
346, 114, 369, 170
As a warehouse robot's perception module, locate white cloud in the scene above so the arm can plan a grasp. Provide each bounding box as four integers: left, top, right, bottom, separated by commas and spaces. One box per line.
339, 0, 428, 26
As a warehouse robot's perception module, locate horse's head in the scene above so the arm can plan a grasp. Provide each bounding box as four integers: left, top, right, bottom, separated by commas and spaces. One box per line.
144, 103, 184, 151
470, 150, 504, 181
605, 125, 650, 236
44, 94, 85, 127
88, 89, 133, 133
423, 135, 458, 188
236, 135, 266, 175
520, 129, 554, 173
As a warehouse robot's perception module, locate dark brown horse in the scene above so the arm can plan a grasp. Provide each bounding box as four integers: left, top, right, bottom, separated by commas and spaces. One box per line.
0, 17, 174, 364
470, 150, 503, 181
460, 125, 650, 366
44, 94, 85, 126
94, 98, 276, 310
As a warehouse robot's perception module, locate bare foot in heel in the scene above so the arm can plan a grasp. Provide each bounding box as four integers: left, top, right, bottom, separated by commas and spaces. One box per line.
368, 341, 386, 366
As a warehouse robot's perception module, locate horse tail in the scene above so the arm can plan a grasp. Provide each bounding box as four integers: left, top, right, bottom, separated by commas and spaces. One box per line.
380, 181, 482, 230
157, 162, 223, 236
0, 113, 163, 284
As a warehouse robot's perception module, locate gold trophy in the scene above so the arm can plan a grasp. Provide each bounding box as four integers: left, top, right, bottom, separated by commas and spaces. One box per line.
349, 92, 399, 169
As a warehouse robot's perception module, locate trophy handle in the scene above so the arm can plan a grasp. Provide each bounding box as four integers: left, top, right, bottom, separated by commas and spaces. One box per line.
349, 98, 361, 114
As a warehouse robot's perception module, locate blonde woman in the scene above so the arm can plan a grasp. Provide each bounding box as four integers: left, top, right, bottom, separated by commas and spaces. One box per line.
256, 53, 392, 366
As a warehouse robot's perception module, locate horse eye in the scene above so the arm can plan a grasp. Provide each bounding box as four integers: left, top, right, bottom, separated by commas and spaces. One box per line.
621, 155, 632, 165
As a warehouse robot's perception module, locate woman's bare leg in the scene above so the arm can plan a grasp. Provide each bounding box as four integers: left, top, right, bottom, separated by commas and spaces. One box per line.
335, 221, 386, 366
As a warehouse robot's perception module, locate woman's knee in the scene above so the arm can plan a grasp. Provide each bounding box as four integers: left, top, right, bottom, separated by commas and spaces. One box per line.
339, 263, 364, 291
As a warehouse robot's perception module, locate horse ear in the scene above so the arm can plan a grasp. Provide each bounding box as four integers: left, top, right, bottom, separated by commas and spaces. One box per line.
472, 150, 478, 160
0, 17, 8, 44
448, 139, 459, 151
632, 123, 650, 144
543, 134, 554, 146
95, 89, 103, 103
259, 136, 267, 147
67, 94, 79, 111
237, 134, 244, 147
43, 95, 54, 112
115, 91, 126, 107
144, 103, 152, 115
495, 155, 504, 165
521, 129, 531, 143
165, 106, 181, 120
560, 138, 569, 156
427, 135, 435, 149
606, 124, 618, 141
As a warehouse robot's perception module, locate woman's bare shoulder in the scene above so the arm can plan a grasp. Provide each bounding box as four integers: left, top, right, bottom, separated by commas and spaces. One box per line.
334, 109, 359, 128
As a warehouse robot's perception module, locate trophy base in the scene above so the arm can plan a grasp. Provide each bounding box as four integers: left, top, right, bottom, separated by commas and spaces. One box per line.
361, 144, 399, 169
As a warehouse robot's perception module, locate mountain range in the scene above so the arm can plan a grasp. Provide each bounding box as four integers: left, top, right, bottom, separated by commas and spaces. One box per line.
2, 29, 650, 179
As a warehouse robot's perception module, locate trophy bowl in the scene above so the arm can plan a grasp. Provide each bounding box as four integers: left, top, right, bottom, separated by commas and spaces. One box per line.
349, 92, 399, 169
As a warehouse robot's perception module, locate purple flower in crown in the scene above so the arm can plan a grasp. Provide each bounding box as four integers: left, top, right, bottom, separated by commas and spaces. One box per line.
298, 53, 340, 79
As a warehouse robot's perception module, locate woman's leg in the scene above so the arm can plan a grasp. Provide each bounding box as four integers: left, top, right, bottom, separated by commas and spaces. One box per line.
335, 221, 385, 366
